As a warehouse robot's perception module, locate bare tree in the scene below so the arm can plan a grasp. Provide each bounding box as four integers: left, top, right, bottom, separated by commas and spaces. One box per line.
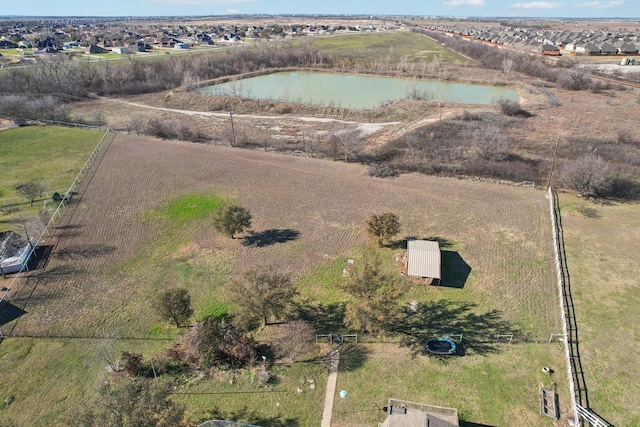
561, 154, 612, 197
502, 57, 514, 75
13, 215, 42, 254
471, 122, 510, 161
127, 116, 145, 135
15, 181, 46, 206
557, 71, 592, 91
91, 109, 106, 127
272, 320, 316, 361
96, 336, 120, 372
331, 128, 363, 162
178, 315, 258, 369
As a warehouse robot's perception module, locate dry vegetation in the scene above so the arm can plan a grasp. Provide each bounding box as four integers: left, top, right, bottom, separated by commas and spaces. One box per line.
59, 40, 640, 196
559, 194, 640, 427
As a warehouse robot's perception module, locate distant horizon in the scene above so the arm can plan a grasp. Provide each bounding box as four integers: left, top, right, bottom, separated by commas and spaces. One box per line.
1, 0, 638, 20
1, 14, 639, 20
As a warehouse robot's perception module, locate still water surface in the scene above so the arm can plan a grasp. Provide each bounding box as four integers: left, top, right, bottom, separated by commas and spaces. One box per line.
199, 72, 518, 109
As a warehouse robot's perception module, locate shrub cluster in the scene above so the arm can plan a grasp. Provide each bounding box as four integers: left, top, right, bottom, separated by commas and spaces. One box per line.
0, 95, 70, 122
145, 117, 210, 143
364, 164, 398, 178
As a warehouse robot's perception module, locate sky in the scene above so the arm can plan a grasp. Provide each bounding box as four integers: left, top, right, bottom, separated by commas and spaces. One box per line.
1, 0, 638, 19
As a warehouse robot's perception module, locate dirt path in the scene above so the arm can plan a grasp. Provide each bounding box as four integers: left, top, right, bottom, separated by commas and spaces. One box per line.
106, 97, 403, 136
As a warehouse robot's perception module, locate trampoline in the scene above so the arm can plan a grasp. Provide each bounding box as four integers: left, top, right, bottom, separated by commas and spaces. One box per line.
424, 337, 457, 356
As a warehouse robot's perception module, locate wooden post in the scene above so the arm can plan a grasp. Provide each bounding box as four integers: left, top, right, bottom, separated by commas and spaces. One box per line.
547, 136, 560, 189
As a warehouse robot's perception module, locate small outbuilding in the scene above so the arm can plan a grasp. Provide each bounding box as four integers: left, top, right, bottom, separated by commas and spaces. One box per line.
380, 398, 459, 427
407, 240, 441, 284
0, 232, 34, 275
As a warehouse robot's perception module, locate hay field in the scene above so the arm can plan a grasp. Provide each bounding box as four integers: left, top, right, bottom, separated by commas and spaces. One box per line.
0, 134, 564, 425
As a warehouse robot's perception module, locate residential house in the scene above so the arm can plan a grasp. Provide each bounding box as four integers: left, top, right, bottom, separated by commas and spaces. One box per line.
617, 42, 638, 54
599, 42, 617, 55
542, 44, 561, 56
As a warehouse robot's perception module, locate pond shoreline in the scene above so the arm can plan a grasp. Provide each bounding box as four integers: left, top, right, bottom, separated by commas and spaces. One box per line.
197, 70, 519, 109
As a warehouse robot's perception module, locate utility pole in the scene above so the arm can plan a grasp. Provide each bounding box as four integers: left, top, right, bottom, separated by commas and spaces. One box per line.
227, 106, 236, 147
547, 136, 560, 189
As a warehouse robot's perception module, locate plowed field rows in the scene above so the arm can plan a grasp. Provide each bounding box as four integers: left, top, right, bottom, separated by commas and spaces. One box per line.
5, 134, 558, 338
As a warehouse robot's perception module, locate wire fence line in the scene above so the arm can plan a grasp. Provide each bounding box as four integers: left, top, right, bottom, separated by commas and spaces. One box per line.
0, 124, 116, 311
548, 187, 612, 427
548, 187, 580, 425
0, 188, 71, 209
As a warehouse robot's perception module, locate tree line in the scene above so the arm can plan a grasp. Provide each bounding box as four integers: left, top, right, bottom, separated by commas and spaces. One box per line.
0, 41, 327, 115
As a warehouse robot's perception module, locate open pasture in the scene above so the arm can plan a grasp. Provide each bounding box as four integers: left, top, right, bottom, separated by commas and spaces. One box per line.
0, 126, 103, 230
310, 31, 469, 65
0, 133, 564, 425
559, 195, 640, 427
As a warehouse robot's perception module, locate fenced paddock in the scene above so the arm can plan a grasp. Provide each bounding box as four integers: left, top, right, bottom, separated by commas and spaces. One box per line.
0, 134, 565, 425
547, 187, 612, 427
0, 125, 115, 318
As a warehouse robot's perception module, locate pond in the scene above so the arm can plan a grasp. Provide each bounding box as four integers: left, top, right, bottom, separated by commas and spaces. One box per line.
199, 72, 518, 109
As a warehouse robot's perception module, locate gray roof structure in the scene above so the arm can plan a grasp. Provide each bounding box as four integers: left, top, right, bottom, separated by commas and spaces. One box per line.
380, 398, 459, 427
407, 240, 441, 279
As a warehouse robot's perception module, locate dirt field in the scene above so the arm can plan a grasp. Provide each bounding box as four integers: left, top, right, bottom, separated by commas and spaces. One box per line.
4, 134, 559, 335
0, 133, 564, 425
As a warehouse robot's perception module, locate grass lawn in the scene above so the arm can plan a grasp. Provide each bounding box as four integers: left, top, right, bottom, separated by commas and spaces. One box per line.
174, 362, 328, 426
311, 31, 469, 65
559, 194, 640, 427
0, 126, 104, 230
0, 337, 184, 424
332, 343, 565, 427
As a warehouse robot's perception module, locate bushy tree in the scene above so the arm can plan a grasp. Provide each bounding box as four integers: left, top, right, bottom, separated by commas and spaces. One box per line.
229, 267, 298, 329
182, 315, 258, 369
366, 212, 400, 246
120, 351, 144, 377
496, 98, 529, 117
154, 288, 193, 327
213, 204, 252, 238
340, 252, 408, 336
70, 379, 185, 427
561, 154, 612, 197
